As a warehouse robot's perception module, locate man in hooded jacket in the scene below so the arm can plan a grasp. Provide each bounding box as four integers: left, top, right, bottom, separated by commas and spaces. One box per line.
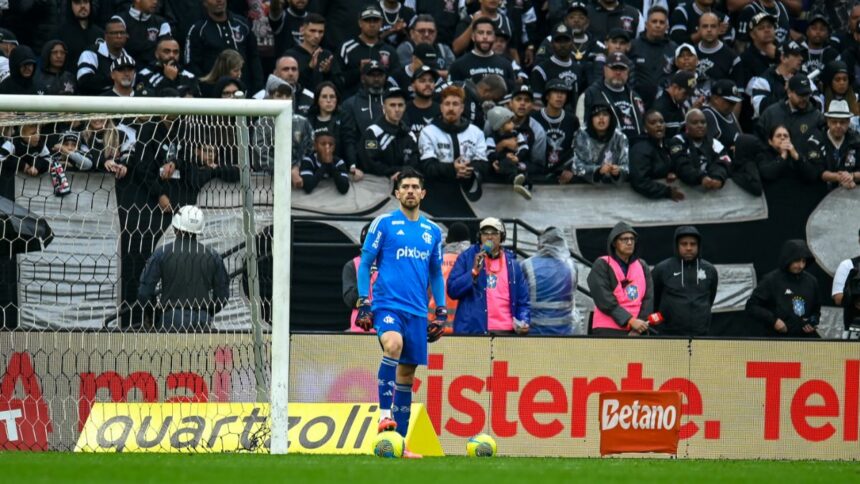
520, 227, 583, 335
0, 45, 39, 95
745, 239, 821, 338
587, 221, 654, 336
33, 40, 76, 95
652, 226, 719, 336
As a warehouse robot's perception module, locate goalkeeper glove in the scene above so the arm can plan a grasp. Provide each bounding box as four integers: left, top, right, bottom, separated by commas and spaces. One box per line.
428, 307, 447, 343
355, 298, 373, 331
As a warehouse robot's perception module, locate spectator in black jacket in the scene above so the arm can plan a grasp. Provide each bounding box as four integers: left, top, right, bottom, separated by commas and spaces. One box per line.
817, 100, 860, 190
137, 205, 229, 332
308, 81, 351, 175
358, 87, 418, 180
0, 45, 39, 95
757, 124, 821, 183
628, 5, 676, 108
136, 36, 199, 97
586, 0, 639, 42
76, 18, 130, 95
34, 40, 76, 95
630, 110, 685, 201
340, 60, 387, 166
651, 70, 695, 139
299, 129, 350, 194
184, 0, 264, 93
102, 54, 136, 97
338, 5, 400, 98
745, 239, 821, 338
668, 109, 729, 191
757, 74, 826, 158
284, 14, 339, 92
113, 0, 172, 64
53, 0, 103, 73
652, 225, 718, 336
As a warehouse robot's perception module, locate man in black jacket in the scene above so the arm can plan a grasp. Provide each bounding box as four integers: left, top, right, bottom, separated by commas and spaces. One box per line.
136, 36, 198, 97
184, 0, 264, 92
338, 5, 400, 98
53, 0, 103, 72
113, 0, 172, 64
581, 52, 645, 141
757, 74, 826, 157
652, 226, 718, 336
76, 18, 130, 95
628, 5, 676, 108
341, 60, 387, 167
630, 110, 684, 201
746, 239, 821, 338
359, 87, 418, 180
668, 109, 729, 191
138, 205, 229, 332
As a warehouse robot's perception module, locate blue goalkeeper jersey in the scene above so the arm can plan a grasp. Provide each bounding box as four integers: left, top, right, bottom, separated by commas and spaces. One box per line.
362, 209, 443, 317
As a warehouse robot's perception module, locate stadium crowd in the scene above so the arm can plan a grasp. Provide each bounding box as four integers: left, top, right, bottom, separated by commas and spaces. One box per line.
0, 0, 859, 337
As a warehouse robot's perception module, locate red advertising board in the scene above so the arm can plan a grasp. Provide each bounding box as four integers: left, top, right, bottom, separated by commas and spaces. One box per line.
599, 391, 682, 455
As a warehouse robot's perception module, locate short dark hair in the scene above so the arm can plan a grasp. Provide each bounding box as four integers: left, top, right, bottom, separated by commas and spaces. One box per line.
412, 14, 435, 26
472, 17, 496, 32
644, 108, 662, 120
156, 35, 178, 47
105, 17, 125, 31
304, 13, 325, 26
395, 167, 425, 189
647, 5, 669, 18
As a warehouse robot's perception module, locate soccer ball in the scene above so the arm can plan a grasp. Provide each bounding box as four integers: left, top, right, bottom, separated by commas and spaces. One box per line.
373, 431, 405, 458
466, 433, 497, 457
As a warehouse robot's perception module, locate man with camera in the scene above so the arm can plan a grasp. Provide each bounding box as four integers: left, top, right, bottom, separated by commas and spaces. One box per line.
136, 36, 198, 97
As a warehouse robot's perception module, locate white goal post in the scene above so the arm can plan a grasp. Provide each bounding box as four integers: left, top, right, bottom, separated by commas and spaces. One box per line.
0, 95, 293, 454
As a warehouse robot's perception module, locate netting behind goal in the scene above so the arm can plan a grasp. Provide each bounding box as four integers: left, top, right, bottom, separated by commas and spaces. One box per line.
0, 105, 286, 452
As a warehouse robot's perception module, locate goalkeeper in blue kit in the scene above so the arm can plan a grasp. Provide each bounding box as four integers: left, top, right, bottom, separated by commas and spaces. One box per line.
356, 167, 447, 459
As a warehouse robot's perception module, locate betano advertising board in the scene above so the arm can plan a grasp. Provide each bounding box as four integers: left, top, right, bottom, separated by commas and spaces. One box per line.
1, 332, 858, 458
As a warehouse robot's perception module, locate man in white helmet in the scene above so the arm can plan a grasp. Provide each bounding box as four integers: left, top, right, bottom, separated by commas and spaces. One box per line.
137, 205, 230, 332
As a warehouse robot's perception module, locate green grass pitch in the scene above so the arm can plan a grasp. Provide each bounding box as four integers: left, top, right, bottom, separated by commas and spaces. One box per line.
2, 453, 857, 484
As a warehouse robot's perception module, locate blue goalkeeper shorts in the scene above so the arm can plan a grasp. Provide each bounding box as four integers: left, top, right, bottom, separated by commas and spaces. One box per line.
373, 308, 428, 366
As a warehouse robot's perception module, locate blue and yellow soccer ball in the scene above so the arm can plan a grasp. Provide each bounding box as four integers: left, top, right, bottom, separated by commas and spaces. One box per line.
373, 431, 405, 458
466, 433, 497, 457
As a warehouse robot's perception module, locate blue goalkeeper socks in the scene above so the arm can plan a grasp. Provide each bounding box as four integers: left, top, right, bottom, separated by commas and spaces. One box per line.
378, 356, 398, 418
392, 383, 412, 438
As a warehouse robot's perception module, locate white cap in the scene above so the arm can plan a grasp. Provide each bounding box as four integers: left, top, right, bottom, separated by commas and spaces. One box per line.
479, 217, 504, 233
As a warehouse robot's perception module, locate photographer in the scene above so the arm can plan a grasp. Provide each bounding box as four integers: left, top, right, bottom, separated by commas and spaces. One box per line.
136, 36, 199, 97
745, 240, 821, 338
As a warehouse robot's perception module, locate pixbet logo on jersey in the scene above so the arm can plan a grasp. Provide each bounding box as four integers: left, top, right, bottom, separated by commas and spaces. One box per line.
396, 247, 430, 261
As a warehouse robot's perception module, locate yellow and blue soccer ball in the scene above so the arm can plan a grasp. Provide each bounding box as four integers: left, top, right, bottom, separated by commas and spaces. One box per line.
466, 433, 497, 457
373, 431, 405, 458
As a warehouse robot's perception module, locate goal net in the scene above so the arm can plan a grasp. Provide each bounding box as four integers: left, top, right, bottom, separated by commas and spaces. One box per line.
0, 96, 292, 453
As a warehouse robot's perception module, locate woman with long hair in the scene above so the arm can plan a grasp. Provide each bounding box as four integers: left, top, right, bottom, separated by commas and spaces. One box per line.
198, 49, 243, 98
309, 81, 351, 163
822, 60, 860, 116
79, 117, 130, 178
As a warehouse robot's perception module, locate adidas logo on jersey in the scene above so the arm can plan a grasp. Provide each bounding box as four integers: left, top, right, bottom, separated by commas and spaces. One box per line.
396, 229, 405, 235
395, 246, 430, 261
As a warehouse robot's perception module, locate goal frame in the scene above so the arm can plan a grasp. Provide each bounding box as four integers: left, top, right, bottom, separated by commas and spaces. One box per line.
0, 95, 293, 454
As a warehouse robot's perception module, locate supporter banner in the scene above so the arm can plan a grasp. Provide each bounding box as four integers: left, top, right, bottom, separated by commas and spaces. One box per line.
1, 331, 858, 459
